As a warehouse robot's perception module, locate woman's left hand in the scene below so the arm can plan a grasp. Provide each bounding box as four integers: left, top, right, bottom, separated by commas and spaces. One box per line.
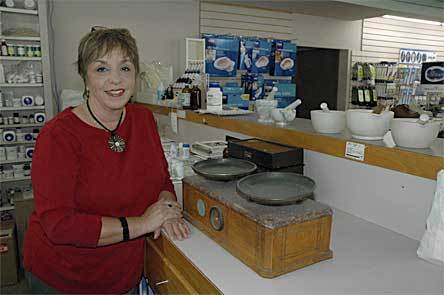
159, 218, 191, 240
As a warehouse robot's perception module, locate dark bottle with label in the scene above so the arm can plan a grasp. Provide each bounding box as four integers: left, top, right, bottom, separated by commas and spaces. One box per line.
370, 87, 378, 107
190, 85, 201, 110
1, 39, 8, 56
181, 85, 192, 109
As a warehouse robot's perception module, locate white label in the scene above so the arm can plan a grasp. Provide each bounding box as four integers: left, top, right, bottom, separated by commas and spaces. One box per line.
170, 112, 178, 134
345, 141, 365, 161
176, 110, 186, 119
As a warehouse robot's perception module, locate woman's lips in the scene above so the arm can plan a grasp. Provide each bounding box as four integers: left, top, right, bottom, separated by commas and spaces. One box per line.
105, 89, 125, 97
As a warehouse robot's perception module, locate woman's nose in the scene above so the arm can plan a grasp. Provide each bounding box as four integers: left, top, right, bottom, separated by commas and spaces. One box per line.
109, 70, 122, 84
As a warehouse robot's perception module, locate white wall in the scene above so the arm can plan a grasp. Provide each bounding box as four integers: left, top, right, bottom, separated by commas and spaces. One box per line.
50, 0, 199, 95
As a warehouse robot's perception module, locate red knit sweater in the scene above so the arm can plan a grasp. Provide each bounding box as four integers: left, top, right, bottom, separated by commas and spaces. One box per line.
23, 104, 174, 294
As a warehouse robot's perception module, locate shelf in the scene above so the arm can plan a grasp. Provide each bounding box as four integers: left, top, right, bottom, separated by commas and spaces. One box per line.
0, 106, 45, 111
0, 205, 14, 212
1, 159, 32, 164
0, 35, 40, 41
0, 176, 31, 183
1, 123, 43, 128
141, 102, 443, 180
0, 140, 35, 146
0, 83, 43, 87
0, 56, 42, 61
0, 7, 38, 15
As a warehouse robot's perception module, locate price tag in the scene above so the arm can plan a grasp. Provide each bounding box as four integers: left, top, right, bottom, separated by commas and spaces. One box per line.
345, 141, 365, 161
176, 110, 186, 119
170, 112, 178, 134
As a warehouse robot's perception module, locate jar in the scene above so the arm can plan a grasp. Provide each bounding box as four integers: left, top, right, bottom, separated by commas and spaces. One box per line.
206, 83, 223, 112
33, 45, 41, 57
7, 43, 16, 56
26, 45, 34, 57
182, 143, 190, 159
17, 44, 26, 57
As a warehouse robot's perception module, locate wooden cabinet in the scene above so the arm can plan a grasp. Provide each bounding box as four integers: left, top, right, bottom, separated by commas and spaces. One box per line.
145, 234, 222, 295
183, 182, 333, 278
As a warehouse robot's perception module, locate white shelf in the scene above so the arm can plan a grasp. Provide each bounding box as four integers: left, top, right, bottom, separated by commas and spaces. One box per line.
0, 56, 42, 61
0, 7, 38, 15
1, 158, 32, 164
1, 123, 43, 128
0, 83, 43, 87
0, 176, 31, 183
0, 140, 35, 146
0, 106, 45, 111
0, 35, 40, 41
0, 205, 14, 212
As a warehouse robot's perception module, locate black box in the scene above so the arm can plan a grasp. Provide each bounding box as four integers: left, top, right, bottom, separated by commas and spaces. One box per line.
228, 138, 304, 170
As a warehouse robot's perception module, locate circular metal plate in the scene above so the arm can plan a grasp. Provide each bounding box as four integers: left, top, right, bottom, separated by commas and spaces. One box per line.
236, 172, 316, 205
192, 158, 257, 181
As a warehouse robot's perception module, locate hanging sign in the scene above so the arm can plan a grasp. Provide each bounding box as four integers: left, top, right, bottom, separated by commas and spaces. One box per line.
399, 48, 436, 65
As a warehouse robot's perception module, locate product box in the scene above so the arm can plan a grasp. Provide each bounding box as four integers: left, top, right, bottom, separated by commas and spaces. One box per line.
204, 34, 239, 77
223, 84, 247, 109
270, 40, 297, 76
275, 83, 297, 108
420, 62, 444, 85
239, 38, 255, 71
251, 39, 272, 74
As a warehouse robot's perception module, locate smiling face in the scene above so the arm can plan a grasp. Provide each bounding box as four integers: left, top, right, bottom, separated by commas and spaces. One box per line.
86, 49, 136, 112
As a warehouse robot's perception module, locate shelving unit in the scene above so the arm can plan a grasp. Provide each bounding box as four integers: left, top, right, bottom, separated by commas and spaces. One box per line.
0, 0, 54, 209
0, 56, 42, 61
0, 83, 43, 87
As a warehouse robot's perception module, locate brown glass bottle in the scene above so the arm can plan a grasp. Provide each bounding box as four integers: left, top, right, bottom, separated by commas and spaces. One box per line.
190, 85, 202, 110
181, 85, 192, 109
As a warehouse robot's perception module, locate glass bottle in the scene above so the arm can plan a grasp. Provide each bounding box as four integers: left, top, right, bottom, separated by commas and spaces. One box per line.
181, 85, 192, 109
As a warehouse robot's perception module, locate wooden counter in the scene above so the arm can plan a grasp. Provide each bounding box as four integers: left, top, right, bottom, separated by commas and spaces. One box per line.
138, 102, 443, 181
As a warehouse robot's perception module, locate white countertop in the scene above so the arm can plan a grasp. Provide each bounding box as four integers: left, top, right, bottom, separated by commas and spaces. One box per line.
167, 208, 443, 295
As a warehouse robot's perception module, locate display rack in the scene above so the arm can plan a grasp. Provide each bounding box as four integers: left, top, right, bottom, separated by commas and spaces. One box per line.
0, 0, 54, 210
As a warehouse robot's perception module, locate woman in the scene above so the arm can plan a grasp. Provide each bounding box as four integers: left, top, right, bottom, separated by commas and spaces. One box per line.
23, 28, 190, 294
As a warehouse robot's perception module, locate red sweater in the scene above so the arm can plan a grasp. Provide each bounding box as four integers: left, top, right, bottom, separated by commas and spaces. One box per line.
23, 104, 174, 294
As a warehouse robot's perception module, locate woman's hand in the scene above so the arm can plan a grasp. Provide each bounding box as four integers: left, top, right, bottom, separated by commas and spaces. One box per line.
158, 218, 191, 240
141, 198, 182, 235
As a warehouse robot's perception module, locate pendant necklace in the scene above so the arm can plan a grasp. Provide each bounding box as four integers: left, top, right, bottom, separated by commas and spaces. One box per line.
86, 99, 126, 152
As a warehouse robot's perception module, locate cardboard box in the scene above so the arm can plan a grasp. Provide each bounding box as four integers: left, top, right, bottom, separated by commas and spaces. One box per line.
204, 34, 239, 77
0, 221, 18, 286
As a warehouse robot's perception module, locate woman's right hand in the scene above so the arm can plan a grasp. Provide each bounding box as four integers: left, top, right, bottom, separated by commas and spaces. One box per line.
141, 199, 182, 235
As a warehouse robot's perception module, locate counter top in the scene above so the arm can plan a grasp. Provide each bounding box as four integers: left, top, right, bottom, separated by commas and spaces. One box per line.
165, 208, 443, 295
183, 175, 332, 229
138, 102, 444, 180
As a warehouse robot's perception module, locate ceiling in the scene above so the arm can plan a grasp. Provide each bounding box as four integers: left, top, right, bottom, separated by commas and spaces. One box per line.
217, 0, 444, 22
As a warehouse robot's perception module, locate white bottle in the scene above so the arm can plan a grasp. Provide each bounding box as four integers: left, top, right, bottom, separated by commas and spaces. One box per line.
206, 84, 223, 112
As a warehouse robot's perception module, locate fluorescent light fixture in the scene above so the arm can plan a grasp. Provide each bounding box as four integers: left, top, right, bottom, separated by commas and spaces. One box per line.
383, 15, 443, 26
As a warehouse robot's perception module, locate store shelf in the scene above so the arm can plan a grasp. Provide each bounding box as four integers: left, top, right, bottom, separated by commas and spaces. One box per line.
0, 83, 43, 87
0, 56, 42, 61
0, 205, 14, 212
0, 35, 40, 41
0, 140, 36, 146
1, 123, 43, 128
0, 106, 45, 111
0, 7, 38, 15
1, 159, 32, 164
0, 176, 31, 183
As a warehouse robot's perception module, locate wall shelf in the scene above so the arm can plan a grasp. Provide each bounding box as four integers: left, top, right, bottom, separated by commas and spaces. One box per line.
1, 123, 44, 128
0, 106, 45, 111
0, 140, 36, 146
0, 176, 31, 183
0, 7, 38, 15
0, 83, 43, 87
1, 159, 32, 165
0, 35, 40, 41
0, 205, 14, 212
0, 56, 42, 61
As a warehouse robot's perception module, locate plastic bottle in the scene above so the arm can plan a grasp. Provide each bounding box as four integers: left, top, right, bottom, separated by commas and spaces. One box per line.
182, 143, 190, 159
206, 83, 223, 111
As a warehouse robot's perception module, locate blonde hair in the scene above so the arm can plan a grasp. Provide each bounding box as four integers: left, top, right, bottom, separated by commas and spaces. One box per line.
77, 28, 140, 98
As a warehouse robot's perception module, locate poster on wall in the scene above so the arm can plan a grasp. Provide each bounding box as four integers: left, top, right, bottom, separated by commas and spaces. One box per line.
399, 48, 436, 65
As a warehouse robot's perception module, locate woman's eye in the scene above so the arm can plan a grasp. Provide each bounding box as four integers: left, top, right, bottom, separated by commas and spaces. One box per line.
121, 66, 131, 72
96, 67, 108, 72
